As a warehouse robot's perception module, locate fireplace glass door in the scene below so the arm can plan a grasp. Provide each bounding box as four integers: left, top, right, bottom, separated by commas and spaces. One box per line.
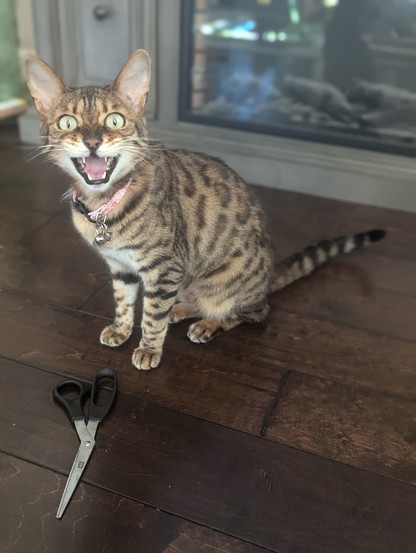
180, 0, 416, 156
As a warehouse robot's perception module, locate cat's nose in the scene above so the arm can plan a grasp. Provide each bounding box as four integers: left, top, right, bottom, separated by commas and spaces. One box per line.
84, 137, 101, 151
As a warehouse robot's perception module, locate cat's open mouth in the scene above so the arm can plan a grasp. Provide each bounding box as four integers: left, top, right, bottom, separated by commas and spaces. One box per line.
71, 155, 118, 185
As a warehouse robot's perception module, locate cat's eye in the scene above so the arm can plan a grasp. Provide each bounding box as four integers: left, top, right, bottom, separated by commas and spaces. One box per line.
57, 115, 78, 131
105, 112, 125, 130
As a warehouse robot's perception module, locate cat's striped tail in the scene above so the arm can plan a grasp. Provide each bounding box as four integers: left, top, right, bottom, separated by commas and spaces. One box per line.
271, 229, 386, 293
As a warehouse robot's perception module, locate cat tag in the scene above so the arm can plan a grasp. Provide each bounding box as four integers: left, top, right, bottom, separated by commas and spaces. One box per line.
94, 213, 111, 245
95, 231, 111, 245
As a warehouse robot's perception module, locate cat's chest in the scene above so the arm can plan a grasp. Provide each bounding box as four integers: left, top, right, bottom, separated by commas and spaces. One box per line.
72, 210, 139, 270
97, 246, 139, 273
72, 209, 100, 243
72, 207, 125, 246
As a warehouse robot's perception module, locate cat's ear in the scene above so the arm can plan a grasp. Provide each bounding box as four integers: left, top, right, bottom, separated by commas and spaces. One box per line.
26, 56, 65, 118
113, 49, 151, 111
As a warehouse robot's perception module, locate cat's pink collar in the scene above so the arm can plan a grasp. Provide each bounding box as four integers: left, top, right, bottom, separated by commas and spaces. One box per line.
72, 180, 131, 222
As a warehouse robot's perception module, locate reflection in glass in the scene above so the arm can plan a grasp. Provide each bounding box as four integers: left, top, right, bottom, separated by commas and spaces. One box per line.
182, 0, 416, 155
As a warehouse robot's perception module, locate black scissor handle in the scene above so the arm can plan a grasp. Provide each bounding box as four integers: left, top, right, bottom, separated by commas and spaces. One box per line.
88, 368, 118, 423
53, 379, 91, 422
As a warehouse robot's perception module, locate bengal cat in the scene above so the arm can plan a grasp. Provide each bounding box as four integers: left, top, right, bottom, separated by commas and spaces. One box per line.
26, 50, 385, 370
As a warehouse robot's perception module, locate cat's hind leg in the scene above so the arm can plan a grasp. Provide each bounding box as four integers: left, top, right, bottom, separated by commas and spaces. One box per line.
169, 280, 199, 323
187, 302, 269, 344
170, 302, 198, 323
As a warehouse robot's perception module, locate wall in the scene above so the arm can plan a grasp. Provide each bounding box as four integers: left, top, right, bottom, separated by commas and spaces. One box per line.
16, 0, 36, 65
0, 0, 26, 101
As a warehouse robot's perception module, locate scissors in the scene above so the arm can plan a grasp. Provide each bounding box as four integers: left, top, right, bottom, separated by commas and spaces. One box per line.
53, 368, 118, 519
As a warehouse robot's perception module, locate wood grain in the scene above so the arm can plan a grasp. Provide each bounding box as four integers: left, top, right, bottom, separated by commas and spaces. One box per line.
265, 371, 416, 483
2, 288, 416, 413
0, 454, 268, 553
220, 301, 416, 399
0, 294, 282, 433
275, 272, 416, 341
255, 186, 416, 261
318, 253, 416, 297
2, 129, 416, 552
0, 242, 108, 308
0, 203, 51, 244
1, 360, 415, 553
0, 145, 68, 214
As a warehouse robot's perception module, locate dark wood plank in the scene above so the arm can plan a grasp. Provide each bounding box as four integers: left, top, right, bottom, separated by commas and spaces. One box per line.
81, 268, 416, 408
85, 277, 416, 401
1, 359, 415, 553
2, 123, 416, 553
265, 372, 416, 483
2, 289, 416, 411
255, 186, 416, 262
0, 202, 51, 244
0, 454, 268, 553
0, 207, 109, 308
0, 123, 19, 145
0, 155, 108, 308
0, 293, 282, 433
18, 205, 98, 254
81, 281, 138, 317
0, 242, 108, 308
9, 208, 109, 307
0, 144, 68, 214
220, 299, 416, 399
318, 253, 416, 297
275, 272, 416, 341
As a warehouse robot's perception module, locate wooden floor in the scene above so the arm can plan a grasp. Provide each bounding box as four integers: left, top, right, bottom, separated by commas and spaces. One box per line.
0, 124, 415, 553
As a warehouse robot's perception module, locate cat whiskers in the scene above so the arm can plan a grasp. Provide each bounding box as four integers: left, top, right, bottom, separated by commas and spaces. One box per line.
126, 141, 166, 160
122, 137, 167, 152
136, 140, 166, 148
25, 144, 67, 163
118, 145, 159, 168
61, 188, 74, 201
133, 151, 159, 167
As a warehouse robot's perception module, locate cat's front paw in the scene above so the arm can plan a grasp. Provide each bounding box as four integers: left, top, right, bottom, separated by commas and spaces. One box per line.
132, 346, 162, 370
100, 325, 131, 347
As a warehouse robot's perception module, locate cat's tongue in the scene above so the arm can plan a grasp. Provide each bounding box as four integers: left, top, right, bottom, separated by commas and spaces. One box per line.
85, 156, 107, 179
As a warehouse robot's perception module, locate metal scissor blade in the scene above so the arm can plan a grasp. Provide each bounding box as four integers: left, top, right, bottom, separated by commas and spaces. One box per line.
56, 438, 95, 519
86, 419, 100, 441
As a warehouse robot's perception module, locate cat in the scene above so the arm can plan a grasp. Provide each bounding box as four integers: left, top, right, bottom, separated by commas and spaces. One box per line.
26, 50, 385, 370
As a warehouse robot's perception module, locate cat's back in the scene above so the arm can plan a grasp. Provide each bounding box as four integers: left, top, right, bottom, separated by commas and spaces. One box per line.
157, 148, 271, 268
165, 148, 262, 218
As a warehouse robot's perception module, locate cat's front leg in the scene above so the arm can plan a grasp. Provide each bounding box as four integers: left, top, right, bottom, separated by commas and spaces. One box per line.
100, 272, 140, 347
132, 271, 182, 370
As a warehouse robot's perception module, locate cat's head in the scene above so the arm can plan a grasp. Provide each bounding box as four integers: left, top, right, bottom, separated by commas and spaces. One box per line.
26, 50, 151, 193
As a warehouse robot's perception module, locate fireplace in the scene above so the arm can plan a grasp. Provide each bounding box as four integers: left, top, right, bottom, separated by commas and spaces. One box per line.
180, 0, 416, 156
16, 0, 416, 210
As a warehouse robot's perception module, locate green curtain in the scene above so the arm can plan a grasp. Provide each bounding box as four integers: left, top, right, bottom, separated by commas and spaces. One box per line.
0, 0, 24, 101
